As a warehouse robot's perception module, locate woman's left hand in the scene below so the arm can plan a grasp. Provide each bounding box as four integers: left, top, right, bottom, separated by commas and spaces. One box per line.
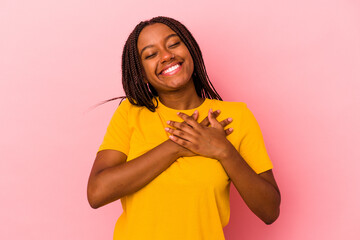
165, 109, 235, 160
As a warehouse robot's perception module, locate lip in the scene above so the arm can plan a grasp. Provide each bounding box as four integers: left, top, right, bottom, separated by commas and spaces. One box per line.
158, 62, 183, 76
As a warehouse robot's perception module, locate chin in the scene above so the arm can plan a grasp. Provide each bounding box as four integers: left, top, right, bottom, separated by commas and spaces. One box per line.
170, 80, 194, 91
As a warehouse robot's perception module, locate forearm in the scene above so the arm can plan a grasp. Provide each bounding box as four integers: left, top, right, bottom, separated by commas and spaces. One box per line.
89, 140, 181, 208
218, 145, 281, 224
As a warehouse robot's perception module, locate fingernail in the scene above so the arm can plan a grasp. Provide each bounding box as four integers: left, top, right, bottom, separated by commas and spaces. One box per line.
167, 120, 171, 124
209, 108, 213, 113
165, 127, 169, 131
194, 110, 198, 114
216, 110, 221, 113
177, 112, 180, 115
229, 128, 233, 131
228, 118, 233, 122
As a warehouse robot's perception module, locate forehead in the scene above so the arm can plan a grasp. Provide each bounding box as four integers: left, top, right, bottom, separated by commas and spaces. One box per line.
137, 23, 176, 50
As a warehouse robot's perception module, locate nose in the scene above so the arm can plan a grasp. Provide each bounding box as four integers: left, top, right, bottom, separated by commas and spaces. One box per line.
160, 49, 174, 63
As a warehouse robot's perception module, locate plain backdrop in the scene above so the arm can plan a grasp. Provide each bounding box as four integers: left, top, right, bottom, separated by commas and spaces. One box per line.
1, 0, 359, 239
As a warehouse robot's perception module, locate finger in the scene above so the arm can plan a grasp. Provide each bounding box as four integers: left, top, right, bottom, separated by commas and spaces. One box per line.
191, 110, 199, 121
165, 127, 197, 142
167, 120, 196, 135
200, 109, 221, 126
224, 128, 234, 136
177, 112, 201, 129
176, 111, 197, 131
219, 117, 233, 128
169, 135, 192, 149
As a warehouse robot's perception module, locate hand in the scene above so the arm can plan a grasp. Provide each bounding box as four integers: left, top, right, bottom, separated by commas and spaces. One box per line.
166, 109, 234, 159
170, 109, 233, 158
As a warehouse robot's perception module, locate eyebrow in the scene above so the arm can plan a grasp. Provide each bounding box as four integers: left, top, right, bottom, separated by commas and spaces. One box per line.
139, 33, 179, 56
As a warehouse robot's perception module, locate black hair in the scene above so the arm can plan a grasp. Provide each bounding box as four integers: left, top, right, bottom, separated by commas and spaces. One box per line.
106, 16, 222, 112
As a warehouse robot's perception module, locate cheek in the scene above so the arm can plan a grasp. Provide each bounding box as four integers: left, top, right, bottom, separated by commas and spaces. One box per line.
184, 50, 194, 69
187, 55, 194, 73
142, 63, 155, 79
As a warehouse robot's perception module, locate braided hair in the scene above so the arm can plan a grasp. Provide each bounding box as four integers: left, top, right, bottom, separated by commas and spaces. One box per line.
121, 16, 222, 112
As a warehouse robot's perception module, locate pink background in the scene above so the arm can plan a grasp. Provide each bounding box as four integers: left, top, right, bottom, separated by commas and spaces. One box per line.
1, 0, 359, 239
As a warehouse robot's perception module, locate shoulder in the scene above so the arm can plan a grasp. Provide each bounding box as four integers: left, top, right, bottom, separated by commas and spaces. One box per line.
209, 99, 248, 113
114, 98, 146, 114
214, 99, 246, 108
113, 98, 157, 123
117, 98, 132, 109
206, 99, 250, 123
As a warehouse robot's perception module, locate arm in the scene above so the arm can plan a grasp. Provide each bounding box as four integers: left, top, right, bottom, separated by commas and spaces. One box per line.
87, 139, 184, 209
166, 109, 280, 224
217, 147, 280, 224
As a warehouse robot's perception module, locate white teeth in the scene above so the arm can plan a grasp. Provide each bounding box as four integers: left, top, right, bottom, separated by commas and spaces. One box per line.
163, 64, 179, 74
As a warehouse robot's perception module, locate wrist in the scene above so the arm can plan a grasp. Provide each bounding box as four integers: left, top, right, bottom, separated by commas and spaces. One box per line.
164, 139, 184, 158
216, 142, 238, 162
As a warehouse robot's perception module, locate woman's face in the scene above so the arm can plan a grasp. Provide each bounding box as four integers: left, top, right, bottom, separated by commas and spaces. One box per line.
137, 23, 194, 94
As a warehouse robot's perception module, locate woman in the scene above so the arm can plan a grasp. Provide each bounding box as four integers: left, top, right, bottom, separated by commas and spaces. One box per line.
87, 16, 281, 239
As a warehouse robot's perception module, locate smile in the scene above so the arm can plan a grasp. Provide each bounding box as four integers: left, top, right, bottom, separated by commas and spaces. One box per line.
160, 63, 182, 76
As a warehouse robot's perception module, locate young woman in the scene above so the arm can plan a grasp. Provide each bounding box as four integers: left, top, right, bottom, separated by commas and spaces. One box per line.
87, 16, 281, 240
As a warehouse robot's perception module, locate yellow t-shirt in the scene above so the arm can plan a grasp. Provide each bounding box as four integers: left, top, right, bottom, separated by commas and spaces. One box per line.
98, 98, 273, 240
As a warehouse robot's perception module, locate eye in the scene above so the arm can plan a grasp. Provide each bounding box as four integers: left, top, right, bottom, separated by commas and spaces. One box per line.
169, 42, 180, 48
145, 53, 157, 59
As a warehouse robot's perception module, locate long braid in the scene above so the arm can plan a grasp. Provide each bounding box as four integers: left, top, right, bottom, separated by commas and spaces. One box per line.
122, 23, 158, 111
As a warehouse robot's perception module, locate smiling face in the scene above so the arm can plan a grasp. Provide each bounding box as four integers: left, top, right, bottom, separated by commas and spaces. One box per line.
137, 23, 195, 95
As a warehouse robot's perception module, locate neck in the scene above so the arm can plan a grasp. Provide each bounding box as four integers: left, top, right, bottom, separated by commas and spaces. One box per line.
157, 88, 204, 110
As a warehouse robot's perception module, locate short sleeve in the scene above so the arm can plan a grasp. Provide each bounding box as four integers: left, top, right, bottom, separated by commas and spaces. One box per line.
98, 99, 131, 155
239, 104, 273, 174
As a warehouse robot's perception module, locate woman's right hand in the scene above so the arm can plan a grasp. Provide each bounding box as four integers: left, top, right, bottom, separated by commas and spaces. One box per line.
173, 109, 233, 158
